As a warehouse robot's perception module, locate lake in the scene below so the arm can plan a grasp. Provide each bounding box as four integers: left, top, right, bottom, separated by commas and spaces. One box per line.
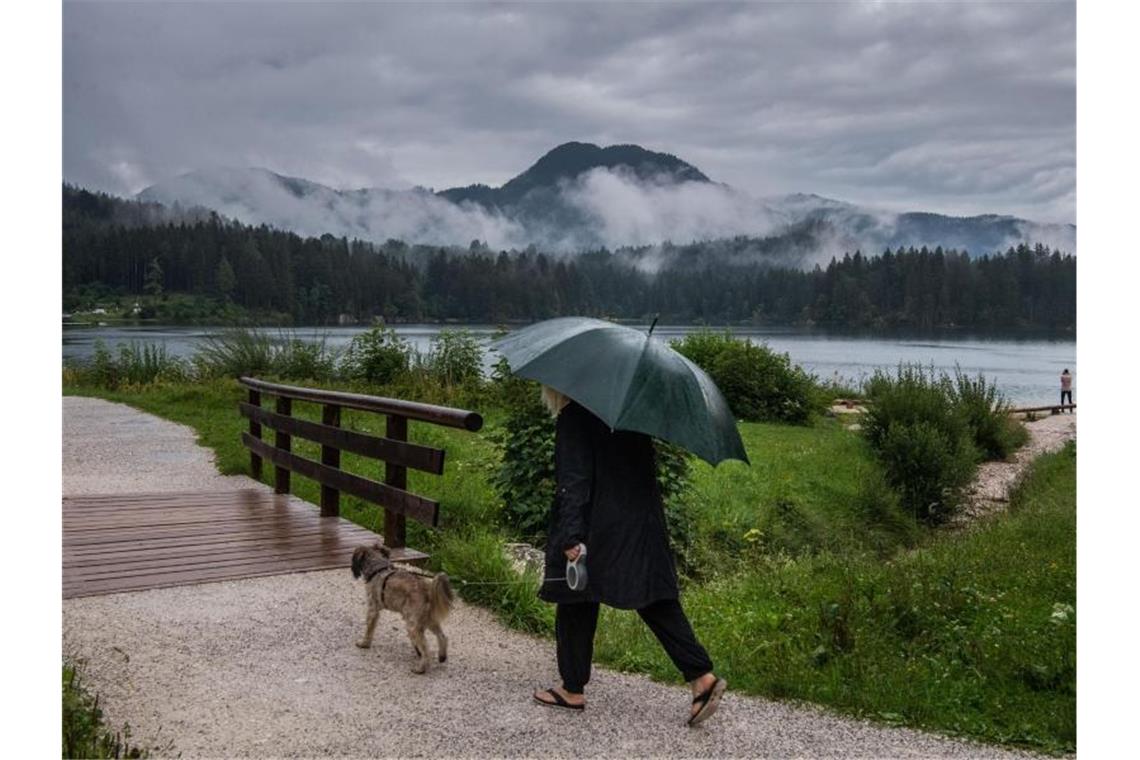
62, 323, 1076, 407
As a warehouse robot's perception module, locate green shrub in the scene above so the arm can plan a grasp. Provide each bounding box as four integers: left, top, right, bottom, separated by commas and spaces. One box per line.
951, 368, 1028, 460
863, 365, 981, 524
655, 441, 698, 576
877, 420, 977, 524
423, 329, 484, 386
489, 380, 556, 541
273, 337, 340, 381
64, 341, 188, 389
192, 329, 276, 379
672, 330, 822, 424
342, 326, 411, 384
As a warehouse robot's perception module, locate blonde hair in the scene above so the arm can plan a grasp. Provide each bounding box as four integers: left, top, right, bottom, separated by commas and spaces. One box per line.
540, 385, 571, 417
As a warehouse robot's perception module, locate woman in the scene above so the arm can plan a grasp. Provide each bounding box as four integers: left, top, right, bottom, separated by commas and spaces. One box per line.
532, 386, 727, 726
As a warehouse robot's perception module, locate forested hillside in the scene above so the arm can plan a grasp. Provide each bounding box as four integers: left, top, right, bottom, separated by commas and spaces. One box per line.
63, 185, 1075, 330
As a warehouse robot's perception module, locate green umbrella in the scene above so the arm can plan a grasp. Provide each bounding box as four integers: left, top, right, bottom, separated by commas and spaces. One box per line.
492, 317, 749, 466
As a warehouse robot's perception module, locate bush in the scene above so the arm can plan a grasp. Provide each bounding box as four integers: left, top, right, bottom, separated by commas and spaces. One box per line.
273, 337, 340, 381
489, 380, 556, 541
423, 329, 484, 386
863, 365, 980, 524
192, 329, 276, 379
877, 420, 977, 524
655, 441, 698, 576
672, 330, 822, 424
950, 368, 1028, 460
342, 326, 411, 384
64, 340, 188, 390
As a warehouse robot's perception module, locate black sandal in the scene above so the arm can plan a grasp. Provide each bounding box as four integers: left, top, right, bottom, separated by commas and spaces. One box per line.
533, 688, 585, 711
688, 677, 727, 727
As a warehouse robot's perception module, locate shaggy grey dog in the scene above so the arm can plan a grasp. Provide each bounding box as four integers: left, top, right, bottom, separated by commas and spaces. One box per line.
351, 543, 455, 674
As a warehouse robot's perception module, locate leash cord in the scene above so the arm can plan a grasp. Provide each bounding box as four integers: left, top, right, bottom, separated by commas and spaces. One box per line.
393, 566, 568, 587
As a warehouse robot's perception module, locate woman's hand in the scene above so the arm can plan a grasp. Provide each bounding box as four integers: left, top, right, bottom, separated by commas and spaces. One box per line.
564, 544, 582, 562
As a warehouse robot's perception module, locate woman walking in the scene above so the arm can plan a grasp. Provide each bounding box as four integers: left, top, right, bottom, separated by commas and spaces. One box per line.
532, 386, 726, 726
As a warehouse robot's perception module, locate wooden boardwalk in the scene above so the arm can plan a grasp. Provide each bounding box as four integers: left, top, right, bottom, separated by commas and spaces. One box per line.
63, 489, 394, 599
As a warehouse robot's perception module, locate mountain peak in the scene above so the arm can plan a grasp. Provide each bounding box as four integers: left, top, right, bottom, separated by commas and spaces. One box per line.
439, 141, 710, 208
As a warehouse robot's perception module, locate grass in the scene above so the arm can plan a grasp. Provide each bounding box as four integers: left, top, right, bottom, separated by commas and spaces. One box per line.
63, 379, 1075, 753
63, 660, 163, 758
595, 442, 1076, 753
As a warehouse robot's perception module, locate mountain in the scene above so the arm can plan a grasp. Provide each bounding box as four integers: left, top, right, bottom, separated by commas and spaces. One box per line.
135, 142, 1075, 261
439, 141, 709, 209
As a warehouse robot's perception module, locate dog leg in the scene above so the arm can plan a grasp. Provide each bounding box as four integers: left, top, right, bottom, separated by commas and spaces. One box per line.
356, 601, 380, 649
430, 622, 448, 663
407, 621, 431, 674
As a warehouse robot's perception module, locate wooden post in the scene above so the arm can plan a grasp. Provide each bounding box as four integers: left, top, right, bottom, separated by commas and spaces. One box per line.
248, 389, 263, 480
274, 396, 292, 494
384, 414, 408, 549
320, 404, 341, 517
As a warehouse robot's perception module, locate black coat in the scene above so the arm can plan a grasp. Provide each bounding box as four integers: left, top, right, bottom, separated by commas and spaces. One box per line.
538, 401, 679, 609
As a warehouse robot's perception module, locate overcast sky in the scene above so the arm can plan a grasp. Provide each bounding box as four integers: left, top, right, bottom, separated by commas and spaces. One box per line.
63, 1, 1075, 223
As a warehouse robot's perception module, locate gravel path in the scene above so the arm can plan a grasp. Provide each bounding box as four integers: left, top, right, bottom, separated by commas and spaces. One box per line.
953, 412, 1077, 527
63, 397, 1028, 758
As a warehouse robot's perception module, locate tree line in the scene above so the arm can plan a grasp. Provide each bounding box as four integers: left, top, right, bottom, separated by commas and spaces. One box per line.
63, 185, 1075, 330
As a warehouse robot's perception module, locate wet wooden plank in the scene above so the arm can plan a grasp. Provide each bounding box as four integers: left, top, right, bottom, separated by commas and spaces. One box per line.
62, 489, 426, 599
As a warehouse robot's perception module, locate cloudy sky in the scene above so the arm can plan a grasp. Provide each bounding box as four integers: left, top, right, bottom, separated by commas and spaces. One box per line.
63, 1, 1075, 224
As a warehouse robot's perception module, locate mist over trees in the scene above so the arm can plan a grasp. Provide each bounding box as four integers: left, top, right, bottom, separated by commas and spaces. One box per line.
63, 186, 1075, 330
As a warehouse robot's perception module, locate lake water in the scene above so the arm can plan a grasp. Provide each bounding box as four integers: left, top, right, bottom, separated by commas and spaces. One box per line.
62, 323, 1076, 407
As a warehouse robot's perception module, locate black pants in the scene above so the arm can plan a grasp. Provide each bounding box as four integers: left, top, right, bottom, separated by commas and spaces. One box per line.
1061, 390, 1072, 407
555, 599, 714, 694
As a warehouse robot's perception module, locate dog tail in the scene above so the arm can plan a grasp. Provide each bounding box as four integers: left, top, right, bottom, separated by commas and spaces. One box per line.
430, 572, 455, 622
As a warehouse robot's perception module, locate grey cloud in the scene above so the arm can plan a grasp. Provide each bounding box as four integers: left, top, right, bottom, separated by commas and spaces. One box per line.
64, 0, 1074, 223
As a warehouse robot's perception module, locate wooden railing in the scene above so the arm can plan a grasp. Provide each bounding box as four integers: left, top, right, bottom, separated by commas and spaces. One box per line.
238, 377, 483, 562
1008, 403, 1076, 415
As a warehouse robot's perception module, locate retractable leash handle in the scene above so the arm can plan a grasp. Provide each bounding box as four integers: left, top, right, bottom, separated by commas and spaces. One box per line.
566, 543, 588, 591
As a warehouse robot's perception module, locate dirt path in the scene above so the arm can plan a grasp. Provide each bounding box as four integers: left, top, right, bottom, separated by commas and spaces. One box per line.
62, 396, 1030, 758
952, 413, 1077, 528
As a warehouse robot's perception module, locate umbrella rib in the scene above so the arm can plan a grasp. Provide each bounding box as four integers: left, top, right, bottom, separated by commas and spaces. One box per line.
611, 335, 653, 430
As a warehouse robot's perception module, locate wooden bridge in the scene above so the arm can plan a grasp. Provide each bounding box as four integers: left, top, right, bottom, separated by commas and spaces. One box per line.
63, 379, 483, 599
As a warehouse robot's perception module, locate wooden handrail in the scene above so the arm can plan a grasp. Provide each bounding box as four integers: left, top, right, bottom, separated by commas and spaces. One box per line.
1008, 403, 1076, 414
238, 376, 484, 431
238, 377, 484, 560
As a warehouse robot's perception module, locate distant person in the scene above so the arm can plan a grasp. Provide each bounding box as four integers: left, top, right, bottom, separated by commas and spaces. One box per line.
1061, 369, 1073, 411
532, 385, 726, 726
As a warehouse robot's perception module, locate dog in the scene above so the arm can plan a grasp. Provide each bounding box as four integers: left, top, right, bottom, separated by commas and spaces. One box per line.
350, 543, 455, 674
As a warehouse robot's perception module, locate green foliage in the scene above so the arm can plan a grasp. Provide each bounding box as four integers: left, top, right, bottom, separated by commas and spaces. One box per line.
64, 340, 189, 390
342, 326, 411, 384
671, 330, 823, 424
877, 420, 977, 525
192, 329, 277, 379
594, 443, 1076, 753
951, 368, 1029, 460
654, 441, 698, 576
862, 365, 1028, 524
422, 329, 484, 386
488, 381, 556, 541
863, 365, 978, 523
63, 660, 157, 758
272, 337, 341, 381
434, 528, 554, 635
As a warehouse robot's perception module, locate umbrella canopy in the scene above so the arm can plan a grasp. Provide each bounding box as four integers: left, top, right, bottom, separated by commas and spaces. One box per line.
492, 317, 749, 466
